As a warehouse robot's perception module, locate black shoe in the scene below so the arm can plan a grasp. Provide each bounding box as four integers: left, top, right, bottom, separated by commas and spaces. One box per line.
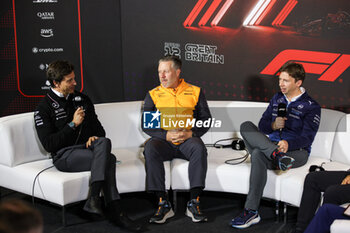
149, 198, 174, 224
112, 212, 142, 232
83, 196, 103, 215
186, 197, 208, 222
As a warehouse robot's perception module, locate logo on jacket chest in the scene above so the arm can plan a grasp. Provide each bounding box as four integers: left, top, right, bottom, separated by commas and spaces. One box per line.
54, 108, 67, 120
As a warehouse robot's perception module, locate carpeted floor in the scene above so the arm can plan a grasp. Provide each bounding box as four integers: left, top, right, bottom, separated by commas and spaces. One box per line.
0, 188, 298, 233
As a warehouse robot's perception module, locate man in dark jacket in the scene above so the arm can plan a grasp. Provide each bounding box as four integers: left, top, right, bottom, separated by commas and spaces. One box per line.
296, 170, 350, 232
231, 62, 321, 229
34, 60, 139, 231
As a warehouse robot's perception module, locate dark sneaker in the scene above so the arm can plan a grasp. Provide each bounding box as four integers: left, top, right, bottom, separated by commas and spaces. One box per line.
271, 150, 295, 171
149, 198, 174, 224
231, 208, 261, 229
186, 197, 208, 222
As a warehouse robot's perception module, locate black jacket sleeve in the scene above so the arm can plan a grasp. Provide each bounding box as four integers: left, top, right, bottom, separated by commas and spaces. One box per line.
83, 95, 105, 138
192, 90, 211, 137
34, 101, 76, 153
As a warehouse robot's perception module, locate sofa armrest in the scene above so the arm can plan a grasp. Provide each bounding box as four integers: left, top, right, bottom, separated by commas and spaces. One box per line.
331, 219, 350, 233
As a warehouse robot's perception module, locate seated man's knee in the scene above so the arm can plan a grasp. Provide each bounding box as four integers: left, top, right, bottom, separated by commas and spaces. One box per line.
250, 148, 262, 159
323, 185, 341, 203
97, 137, 111, 147
144, 138, 165, 158
186, 137, 207, 155
240, 121, 254, 133
304, 172, 320, 186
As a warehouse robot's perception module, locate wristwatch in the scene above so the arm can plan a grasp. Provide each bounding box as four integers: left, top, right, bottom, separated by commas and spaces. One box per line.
68, 121, 76, 130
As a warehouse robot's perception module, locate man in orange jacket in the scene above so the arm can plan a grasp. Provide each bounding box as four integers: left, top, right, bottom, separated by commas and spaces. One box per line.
142, 55, 211, 224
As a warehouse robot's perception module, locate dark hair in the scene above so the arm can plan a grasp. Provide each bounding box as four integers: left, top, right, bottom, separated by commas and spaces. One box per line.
159, 55, 182, 70
46, 60, 74, 86
279, 62, 305, 83
0, 199, 43, 233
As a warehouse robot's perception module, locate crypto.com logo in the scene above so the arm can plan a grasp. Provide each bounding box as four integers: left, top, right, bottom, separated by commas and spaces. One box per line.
261, 49, 350, 82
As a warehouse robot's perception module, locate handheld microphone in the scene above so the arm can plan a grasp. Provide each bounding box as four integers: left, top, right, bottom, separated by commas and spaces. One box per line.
277, 103, 287, 138
277, 103, 287, 118
73, 95, 84, 110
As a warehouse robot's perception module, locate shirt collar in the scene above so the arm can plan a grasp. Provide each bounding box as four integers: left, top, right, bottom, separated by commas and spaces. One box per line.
51, 88, 70, 99
284, 87, 305, 104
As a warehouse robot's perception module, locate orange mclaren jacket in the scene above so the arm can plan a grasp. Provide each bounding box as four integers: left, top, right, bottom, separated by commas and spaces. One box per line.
142, 79, 211, 140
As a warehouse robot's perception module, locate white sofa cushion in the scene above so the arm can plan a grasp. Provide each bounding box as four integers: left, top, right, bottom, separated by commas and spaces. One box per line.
279, 157, 329, 207
0, 159, 89, 206
95, 101, 149, 148
0, 112, 48, 167
331, 114, 350, 165
331, 219, 350, 233
171, 147, 285, 201
310, 109, 346, 160
112, 148, 171, 194
206, 101, 268, 143
0, 148, 170, 206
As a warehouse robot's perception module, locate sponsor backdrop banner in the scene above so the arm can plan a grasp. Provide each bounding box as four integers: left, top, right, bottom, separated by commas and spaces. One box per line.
1, 0, 124, 116
0, 0, 349, 116
13, 0, 83, 96
121, 0, 350, 112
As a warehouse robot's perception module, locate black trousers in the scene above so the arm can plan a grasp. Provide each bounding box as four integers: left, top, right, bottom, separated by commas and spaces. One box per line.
296, 170, 350, 231
53, 137, 120, 203
143, 137, 207, 192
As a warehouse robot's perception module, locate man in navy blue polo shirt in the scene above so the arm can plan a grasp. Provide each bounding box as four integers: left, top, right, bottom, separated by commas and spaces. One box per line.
231, 62, 321, 229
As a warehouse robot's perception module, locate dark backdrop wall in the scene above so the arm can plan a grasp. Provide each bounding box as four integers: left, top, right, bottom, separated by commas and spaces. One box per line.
1, 0, 349, 117
0, 0, 124, 116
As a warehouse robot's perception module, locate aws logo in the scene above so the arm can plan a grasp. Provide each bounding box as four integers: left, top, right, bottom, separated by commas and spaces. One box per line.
40, 29, 54, 38
261, 49, 350, 82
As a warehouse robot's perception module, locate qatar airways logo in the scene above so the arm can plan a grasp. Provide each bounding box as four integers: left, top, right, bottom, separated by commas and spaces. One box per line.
261, 49, 350, 82
37, 12, 55, 20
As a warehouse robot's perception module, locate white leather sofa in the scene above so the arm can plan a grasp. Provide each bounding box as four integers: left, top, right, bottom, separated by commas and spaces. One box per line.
0, 101, 171, 225
0, 101, 349, 230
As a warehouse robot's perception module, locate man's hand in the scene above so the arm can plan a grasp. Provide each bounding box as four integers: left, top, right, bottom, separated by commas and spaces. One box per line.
72, 107, 85, 127
277, 140, 289, 153
341, 175, 350, 185
272, 117, 287, 130
176, 129, 192, 143
166, 129, 192, 144
86, 136, 99, 148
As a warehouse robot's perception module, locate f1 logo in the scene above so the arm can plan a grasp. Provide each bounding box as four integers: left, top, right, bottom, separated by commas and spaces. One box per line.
261, 49, 350, 82
184, 0, 235, 27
